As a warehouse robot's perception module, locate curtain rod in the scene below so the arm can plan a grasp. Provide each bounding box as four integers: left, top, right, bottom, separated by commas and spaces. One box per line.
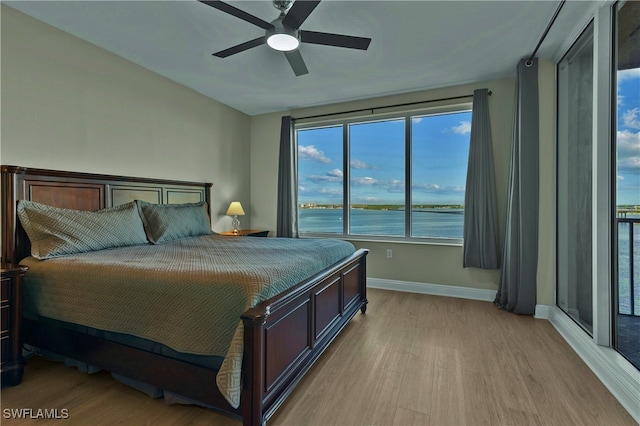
294, 91, 491, 121
526, 0, 566, 66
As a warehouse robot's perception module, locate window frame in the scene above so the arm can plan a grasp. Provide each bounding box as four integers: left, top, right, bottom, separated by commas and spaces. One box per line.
295, 102, 473, 244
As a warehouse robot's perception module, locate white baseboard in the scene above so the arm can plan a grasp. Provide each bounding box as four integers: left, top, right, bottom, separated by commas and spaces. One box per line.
534, 304, 553, 319
366, 277, 496, 302
536, 304, 640, 424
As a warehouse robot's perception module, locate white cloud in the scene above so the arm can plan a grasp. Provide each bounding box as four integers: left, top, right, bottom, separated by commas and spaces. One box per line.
318, 188, 342, 196
618, 68, 640, 82
618, 175, 625, 181
412, 183, 465, 194
622, 108, 640, 130
327, 168, 343, 178
446, 185, 466, 193
618, 129, 640, 173
413, 183, 441, 192
298, 145, 331, 164
618, 129, 640, 155
451, 121, 471, 135
352, 177, 378, 186
615, 69, 639, 107
350, 159, 374, 169
307, 172, 342, 183
307, 168, 343, 183
618, 156, 640, 171
384, 179, 405, 193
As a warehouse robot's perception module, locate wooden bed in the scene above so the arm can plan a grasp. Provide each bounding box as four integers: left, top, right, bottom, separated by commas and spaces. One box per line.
1, 165, 369, 426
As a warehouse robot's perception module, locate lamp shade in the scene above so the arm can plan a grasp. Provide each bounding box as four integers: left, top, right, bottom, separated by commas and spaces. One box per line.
226, 201, 245, 216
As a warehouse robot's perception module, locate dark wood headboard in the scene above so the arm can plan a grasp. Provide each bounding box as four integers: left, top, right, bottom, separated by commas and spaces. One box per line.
1, 165, 212, 264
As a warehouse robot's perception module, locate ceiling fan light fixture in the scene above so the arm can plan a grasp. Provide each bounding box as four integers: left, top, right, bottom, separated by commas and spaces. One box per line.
267, 33, 299, 51
266, 19, 299, 51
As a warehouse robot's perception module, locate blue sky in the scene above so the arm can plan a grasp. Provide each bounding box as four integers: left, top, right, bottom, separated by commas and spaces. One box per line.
617, 68, 640, 205
298, 111, 472, 206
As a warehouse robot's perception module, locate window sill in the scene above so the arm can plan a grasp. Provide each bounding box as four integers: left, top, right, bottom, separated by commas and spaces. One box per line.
299, 233, 463, 247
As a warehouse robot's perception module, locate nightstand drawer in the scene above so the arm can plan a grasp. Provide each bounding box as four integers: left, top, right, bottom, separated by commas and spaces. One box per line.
0, 336, 7, 362
1, 305, 8, 333
1, 278, 8, 303
1, 264, 28, 387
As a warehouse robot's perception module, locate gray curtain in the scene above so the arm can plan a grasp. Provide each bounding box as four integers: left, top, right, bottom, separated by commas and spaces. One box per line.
276, 116, 299, 238
463, 88, 499, 269
495, 59, 539, 314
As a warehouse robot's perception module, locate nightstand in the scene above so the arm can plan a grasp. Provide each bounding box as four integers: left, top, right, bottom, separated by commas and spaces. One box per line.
219, 230, 269, 237
1, 264, 28, 387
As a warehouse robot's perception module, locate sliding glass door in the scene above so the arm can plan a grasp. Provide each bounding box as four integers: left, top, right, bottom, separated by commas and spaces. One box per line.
614, 0, 640, 369
556, 0, 639, 373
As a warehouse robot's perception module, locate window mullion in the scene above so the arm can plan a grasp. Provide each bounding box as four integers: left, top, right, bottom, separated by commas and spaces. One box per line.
343, 123, 350, 236
405, 116, 412, 237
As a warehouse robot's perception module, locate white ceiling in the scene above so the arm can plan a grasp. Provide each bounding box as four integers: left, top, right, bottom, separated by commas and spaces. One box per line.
4, 0, 596, 116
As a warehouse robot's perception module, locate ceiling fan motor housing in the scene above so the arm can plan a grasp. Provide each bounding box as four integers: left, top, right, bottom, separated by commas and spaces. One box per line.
272, 0, 293, 12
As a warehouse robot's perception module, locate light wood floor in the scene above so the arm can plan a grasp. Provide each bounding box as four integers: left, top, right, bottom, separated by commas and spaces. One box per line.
1, 288, 636, 425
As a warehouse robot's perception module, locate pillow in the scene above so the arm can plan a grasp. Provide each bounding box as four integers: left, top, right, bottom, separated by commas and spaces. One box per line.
136, 200, 212, 244
17, 200, 149, 260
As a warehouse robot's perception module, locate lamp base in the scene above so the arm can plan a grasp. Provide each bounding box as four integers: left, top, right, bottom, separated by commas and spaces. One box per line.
232, 216, 240, 234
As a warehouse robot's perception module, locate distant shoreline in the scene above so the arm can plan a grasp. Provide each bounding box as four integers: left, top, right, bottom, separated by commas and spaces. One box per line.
299, 204, 464, 211
299, 204, 640, 214
617, 205, 640, 216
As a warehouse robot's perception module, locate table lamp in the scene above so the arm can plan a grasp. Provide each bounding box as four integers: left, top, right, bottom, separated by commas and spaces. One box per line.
226, 201, 245, 234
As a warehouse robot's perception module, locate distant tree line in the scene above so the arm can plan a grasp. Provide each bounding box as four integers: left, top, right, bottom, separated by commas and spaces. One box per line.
300, 204, 464, 210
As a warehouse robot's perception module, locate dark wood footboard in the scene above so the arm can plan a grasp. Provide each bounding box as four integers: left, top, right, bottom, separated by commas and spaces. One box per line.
241, 248, 368, 426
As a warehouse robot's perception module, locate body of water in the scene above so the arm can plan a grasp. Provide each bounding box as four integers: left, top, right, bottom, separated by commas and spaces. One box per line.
299, 208, 464, 238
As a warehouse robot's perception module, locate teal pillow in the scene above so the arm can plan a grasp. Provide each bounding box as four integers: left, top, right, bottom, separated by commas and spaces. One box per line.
17, 200, 149, 260
136, 200, 212, 244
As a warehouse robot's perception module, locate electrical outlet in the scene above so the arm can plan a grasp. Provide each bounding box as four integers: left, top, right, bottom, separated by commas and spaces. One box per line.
386, 249, 393, 258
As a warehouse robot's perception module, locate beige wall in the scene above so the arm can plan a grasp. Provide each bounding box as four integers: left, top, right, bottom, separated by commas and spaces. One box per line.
0, 5, 252, 232
250, 79, 520, 291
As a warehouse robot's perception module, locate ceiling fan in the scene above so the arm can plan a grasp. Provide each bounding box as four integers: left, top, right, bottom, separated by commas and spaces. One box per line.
200, 0, 372, 76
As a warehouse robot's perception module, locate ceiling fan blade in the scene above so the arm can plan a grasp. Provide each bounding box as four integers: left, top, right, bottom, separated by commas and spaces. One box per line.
301, 30, 371, 50
284, 50, 309, 76
282, 0, 321, 29
213, 37, 265, 58
199, 1, 274, 30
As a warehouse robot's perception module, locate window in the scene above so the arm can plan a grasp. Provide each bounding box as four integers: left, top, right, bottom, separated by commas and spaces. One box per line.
296, 107, 472, 241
